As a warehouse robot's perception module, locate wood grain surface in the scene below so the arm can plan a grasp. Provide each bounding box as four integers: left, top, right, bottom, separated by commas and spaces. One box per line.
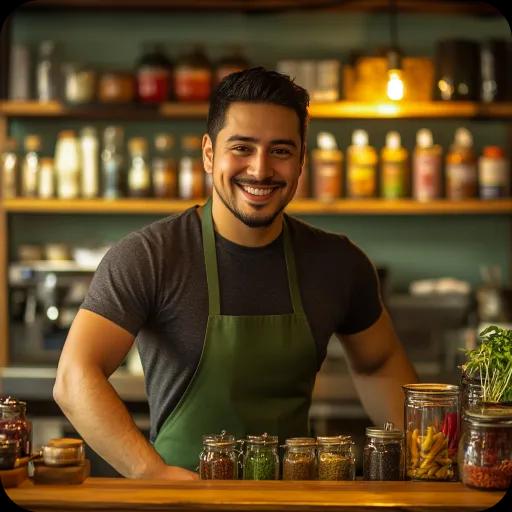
5, 478, 507, 512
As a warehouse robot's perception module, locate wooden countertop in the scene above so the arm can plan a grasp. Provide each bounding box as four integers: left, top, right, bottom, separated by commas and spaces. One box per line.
6, 478, 507, 512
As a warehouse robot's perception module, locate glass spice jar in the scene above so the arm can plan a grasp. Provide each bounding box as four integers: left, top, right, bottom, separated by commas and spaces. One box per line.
461, 372, 484, 415
317, 435, 355, 481
242, 433, 279, 480
403, 383, 460, 481
98, 71, 136, 104
283, 437, 317, 480
152, 134, 177, 198
179, 135, 204, 199
363, 422, 404, 481
199, 432, 238, 480
459, 405, 512, 491
0, 396, 32, 458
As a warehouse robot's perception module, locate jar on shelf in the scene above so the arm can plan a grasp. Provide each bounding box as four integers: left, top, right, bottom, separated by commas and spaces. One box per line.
1, 138, 19, 199
152, 134, 177, 198
282, 437, 317, 480
101, 126, 125, 199
459, 405, 512, 490
174, 46, 212, 102
21, 134, 42, 198
403, 383, 460, 481
0, 396, 32, 458
38, 157, 56, 199
36, 40, 61, 102
317, 435, 355, 481
179, 135, 204, 199
363, 422, 404, 481
54, 130, 80, 199
242, 433, 279, 480
135, 43, 172, 103
98, 71, 136, 104
461, 372, 483, 415
199, 431, 238, 480
63, 63, 96, 105
127, 137, 151, 198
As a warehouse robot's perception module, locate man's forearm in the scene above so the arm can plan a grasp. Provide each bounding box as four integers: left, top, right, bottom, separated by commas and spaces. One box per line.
350, 346, 418, 429
53, 365, 165, 479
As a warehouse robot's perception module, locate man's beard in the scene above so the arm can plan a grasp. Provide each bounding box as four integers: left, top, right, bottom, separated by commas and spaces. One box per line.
213, 179, 288, 228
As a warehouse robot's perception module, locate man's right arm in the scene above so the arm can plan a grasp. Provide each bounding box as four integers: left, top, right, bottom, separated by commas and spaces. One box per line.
53, 308, 198, 480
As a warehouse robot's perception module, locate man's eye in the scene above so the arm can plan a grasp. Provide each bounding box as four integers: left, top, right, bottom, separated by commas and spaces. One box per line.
232, 145, 251, 154
272, 147, 292, 157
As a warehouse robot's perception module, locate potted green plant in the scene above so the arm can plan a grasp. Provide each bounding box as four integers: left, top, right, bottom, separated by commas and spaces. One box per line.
460, 325, 512, 408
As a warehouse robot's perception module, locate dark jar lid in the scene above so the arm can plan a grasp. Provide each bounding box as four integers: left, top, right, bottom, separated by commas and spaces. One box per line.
366, 422, 404, 439
465, 405, 512, 427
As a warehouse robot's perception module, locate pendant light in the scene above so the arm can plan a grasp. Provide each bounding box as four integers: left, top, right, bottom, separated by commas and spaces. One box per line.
386, 0, 405, 101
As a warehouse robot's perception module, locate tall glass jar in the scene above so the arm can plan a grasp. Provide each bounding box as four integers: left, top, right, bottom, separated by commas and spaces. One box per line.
55, 130, 80, 199
403, 383, 460, 481
199, 432, 237, 480
363, 422, 404, 481
282, 437, 317, 480
317, 435, 355, 481
459, 405, 512, 490
152, 134, 177, 199
101, 126, 125, 199
127, 137, 151, 198
242, 433, 279, 480
0, 396, 32, 458
461, 372, 483, 415
178, 135, 204, 199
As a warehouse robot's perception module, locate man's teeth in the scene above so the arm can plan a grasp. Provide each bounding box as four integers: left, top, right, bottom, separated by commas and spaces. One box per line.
242, 185, 274, 196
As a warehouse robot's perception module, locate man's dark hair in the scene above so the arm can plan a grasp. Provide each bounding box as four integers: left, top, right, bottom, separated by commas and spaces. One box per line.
207, 67, 310, 154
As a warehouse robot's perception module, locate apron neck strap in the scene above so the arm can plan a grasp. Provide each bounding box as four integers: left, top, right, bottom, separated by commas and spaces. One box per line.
201, 198, 305, 316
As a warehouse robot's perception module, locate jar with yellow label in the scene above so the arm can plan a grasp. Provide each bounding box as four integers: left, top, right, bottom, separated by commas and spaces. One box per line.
346, 129, 377, 199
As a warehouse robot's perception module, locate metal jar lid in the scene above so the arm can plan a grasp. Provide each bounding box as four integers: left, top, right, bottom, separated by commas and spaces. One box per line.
285, 437, 317, 447
402, 383, 460, 395
316, 435, 353, 446
366, 421, 404, 439
0, 396, 27, 414
465, 405, 512, 427
202, 430, 236, 448
246, 433, 278, 445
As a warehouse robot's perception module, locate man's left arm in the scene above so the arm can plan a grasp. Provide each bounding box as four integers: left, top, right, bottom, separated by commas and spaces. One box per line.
336, 306, 418, 429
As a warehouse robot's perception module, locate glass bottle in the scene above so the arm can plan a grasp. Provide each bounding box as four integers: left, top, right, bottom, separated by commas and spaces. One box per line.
317, 435, 355, 481
412, 128, 442, 202
199, 432, 237, 480
38, 157, 56, 199
55, 130, 80, 199
445, 127, 478, 200
36, 40, 60, 101
80, 126, 100, 199
174, 46, 212, 102
311, 131, 343, 202
21, 135, 42, 198
363, 422, 404, 481
242, 433, 279, 480
478, 145, 510, 199
0, 396, 32, 458
127, 137, 151, 198
179, 135, 204, 199
380, 131, 409, 199
152, 134, 177, 198
403, 383, 460, 481
1, 138, 19, 199
459, 405, 512, 490
346, 129, 378, 199
101, 126, 125, 199
282, 437, 317, 480
136, 43, 173, 104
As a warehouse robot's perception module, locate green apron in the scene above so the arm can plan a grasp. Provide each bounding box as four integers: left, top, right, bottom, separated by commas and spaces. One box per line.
153, 199, 318, 471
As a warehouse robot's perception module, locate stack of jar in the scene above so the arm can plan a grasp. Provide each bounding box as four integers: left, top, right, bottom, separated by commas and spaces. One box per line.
307, 127, 511, 202
0, 130, 207, 201
10, 39, 250, 105
0, 396, 32, 469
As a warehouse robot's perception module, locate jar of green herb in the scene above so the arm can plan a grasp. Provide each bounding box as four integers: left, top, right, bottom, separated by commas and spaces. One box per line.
317, 435, 355, 481
283, 437, 317, 480
242, 433, 279, 480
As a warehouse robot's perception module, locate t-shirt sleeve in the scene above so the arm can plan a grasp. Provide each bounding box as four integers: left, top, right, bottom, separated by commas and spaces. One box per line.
80, 231, 157, 336
338, 241, 383, 335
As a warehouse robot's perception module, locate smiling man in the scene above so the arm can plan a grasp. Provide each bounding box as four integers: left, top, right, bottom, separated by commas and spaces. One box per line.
53, 67, 418, 480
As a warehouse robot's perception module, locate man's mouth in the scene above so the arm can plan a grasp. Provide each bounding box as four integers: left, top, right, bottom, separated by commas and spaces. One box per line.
234, 181, 284, 202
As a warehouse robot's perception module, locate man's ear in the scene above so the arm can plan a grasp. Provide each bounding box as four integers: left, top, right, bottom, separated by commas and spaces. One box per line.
202, 134, 214, 174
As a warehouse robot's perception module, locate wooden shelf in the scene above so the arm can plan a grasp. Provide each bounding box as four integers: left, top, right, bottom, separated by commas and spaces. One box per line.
2, 198, 511, 215
2, 101, 512, 120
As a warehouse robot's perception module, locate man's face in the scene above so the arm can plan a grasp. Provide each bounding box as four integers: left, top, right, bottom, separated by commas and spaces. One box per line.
203, 102, 303, 228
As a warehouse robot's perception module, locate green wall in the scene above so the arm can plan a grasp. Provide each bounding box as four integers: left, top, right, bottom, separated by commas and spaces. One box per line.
6, 6, 512, 291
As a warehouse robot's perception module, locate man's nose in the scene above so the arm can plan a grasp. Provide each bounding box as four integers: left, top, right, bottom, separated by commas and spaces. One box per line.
247, 150, 273, 181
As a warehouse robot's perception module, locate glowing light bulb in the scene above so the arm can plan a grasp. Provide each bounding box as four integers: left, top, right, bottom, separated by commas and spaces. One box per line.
386, 69, 404, 101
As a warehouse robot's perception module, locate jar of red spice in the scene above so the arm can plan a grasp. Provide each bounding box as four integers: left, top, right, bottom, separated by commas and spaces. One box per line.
459, 405, 512, 490
174, 46, 212, 102
199, 431, 238, 480
136, 43, 173, 103
0, 396, 32, 458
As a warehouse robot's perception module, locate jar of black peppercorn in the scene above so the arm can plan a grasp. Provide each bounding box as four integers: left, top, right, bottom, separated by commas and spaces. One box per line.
283, 437, 317, 480
459, 405, 512, 490
317, 435, 355, 481
0, 396, 32, 458
242, 433, 279, 480
363, 422, 404, 481
199, 432, 238, 480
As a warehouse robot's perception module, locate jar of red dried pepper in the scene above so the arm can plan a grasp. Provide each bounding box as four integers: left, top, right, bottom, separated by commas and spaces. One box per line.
199, 431, 238, 480
0, 396, 32, 458
403, 383, 460, 481
459, 405, 512, 490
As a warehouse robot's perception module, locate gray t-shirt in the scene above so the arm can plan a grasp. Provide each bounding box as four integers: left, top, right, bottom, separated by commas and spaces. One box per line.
81, 206, 382, 440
